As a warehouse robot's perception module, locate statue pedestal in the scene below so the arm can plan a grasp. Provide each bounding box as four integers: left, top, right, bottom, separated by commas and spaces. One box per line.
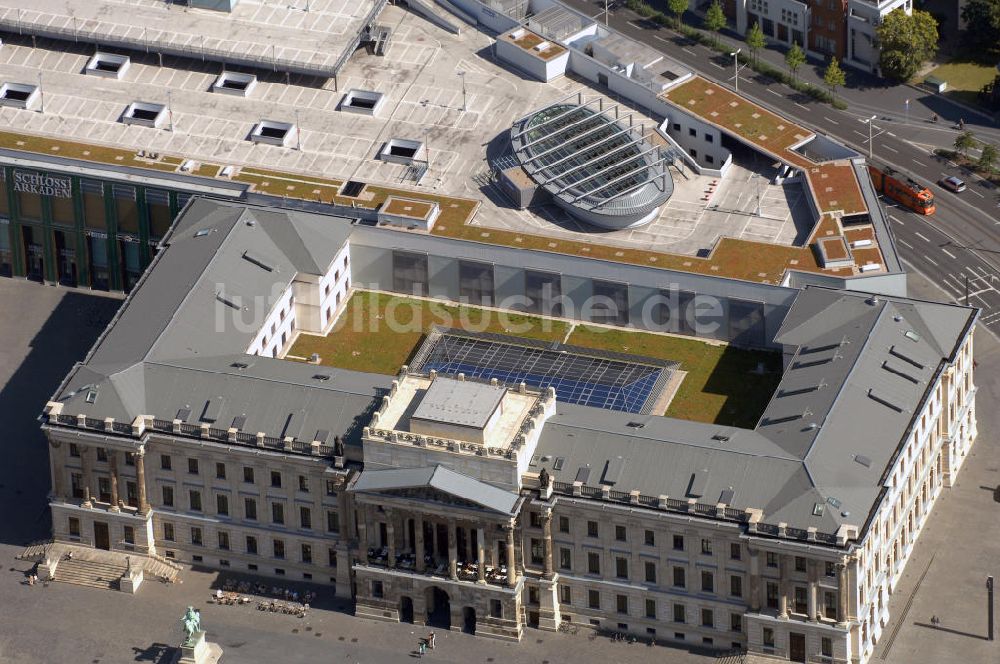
173, 631, 223, 664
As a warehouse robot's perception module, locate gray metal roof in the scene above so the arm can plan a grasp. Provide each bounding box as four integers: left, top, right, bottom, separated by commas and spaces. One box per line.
411, 377, 505, 429
535, 287, 976, 536
350, 465, 521, 515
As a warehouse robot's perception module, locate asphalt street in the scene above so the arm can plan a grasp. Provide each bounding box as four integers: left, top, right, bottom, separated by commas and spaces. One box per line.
565, 0, 1000, 335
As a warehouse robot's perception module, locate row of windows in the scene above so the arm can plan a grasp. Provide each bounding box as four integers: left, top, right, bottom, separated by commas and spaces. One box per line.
573, 587, 742, 631
542, 515, 744, 559
159, 488, 340, 532
158, 456, 335, 494
160, 521, 338, 567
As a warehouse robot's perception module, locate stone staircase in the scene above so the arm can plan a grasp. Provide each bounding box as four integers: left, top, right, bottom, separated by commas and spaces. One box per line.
143, 555, 182, 584
53, 557, 127, 591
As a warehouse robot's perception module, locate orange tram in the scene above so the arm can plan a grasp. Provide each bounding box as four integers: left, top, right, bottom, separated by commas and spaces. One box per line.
868, 165, 935, 215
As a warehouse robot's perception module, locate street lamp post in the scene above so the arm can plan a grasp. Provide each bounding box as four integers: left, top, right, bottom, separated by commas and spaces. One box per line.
730, 49, 741, 93
605, 0, 610, 26
294, 109, 302, 151
458, 71, 467, 112
37, 72, 43, 113
167, 90, 174, 132
862, 114, 877, 160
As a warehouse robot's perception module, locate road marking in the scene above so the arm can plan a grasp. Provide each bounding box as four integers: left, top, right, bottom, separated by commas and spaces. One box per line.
970, 189, 985, 198
852, 129, 865, 137
911, 158, 926, 167
824, 117, 839, 125
682, 47, 696, 56
794, 102, 809, 110
888, 214, 904, 224
884, 145, 899, 153
941, 247, 957, 259
768, 89, 781, 96
898, 238, 914, 249
653, 35, 670, 43
914, 231, 930, 242
923, 254, 939, 266
710, 61, 724, 69
887, 132, 896, 137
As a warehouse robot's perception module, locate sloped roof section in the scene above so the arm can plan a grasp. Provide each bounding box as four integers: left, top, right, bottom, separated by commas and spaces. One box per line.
351, 465, 521, 515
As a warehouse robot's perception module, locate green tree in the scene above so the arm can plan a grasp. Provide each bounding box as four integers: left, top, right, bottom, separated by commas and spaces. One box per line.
954, 130, 978, 157
667, 0, 690, 24
876, 8, 939, 81
704, 0, 726, 32
960, 0, 1000, 62
746, 22, 765, 65
823, 57, 846, 97
785, 41, 806, 81
978, 142, 997, 171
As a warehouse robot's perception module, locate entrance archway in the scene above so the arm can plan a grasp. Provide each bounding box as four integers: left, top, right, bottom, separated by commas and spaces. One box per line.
425, 586, 451, 630
400, 596, 414, 623
462, 606, 477, 634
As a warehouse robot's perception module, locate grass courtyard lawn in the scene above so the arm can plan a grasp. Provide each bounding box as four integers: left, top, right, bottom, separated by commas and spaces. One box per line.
566, 325, 782, 428
288, 291, 571, 375
924, 62, 998, 107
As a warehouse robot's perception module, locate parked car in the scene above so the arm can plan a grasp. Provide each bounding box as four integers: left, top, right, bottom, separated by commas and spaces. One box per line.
940, 176, 967, 193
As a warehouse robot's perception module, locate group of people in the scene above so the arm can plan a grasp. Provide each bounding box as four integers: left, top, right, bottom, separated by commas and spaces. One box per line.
416, 631, 436, 656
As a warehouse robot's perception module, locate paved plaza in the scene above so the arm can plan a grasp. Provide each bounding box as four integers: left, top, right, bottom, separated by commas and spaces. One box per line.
0, 274, 998, 663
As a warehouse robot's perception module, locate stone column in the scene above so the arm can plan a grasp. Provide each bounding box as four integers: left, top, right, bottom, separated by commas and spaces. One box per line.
506, 523, 516, 587
48, 440, 66, 502
448, 519, 458, 580
837, 563, 849, 625
80, 445, 93, 507
477, 527, 486, 584
109, 450, 121, 511
542, 509, 554, 579
135, 448, 149, 515
416, 515, 426, 573
807, 559, 818, 621
748, 548, 761, 611
386, 511, 396, 569
778, 554, 789, 619
357, 504, 369, 553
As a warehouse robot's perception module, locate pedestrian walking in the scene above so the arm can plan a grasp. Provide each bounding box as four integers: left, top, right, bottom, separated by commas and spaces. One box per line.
428, 631, 436, 649
418, 641, 426, 656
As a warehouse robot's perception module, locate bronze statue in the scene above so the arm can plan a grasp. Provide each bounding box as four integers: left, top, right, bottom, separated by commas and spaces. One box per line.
181, 606, 201, 645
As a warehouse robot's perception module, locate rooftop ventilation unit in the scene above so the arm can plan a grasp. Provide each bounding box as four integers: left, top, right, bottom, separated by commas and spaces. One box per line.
889, 345, 925, 369
213, 71, 257, 97
241, 250, 274, 272
215, 292, 240, 310
854, 454, 872, 468
379, 138, 425, 165
85, 52, 130, 80
0, 82, 40, 110
250, 120, 297, 148
339, 89, 386, 116
122, 102, 167, 129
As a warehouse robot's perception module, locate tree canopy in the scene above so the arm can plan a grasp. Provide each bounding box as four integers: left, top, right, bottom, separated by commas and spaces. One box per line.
785, 42, 806, 80
746, 22, 765, 63
954, 130, 978, 157
876, 8, 939, 81
824, 57, 846, 95
704, 0, 726, 32
960, 0, 1000, 62
667, 0, 690, 21
980, 143, 998, 171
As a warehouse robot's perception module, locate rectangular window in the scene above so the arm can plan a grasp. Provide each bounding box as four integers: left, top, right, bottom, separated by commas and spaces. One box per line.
218, 531, 230, 550
244, 467, 255, 484
191, 527, 203, 546
673, 603, 686, 623
124, 453, 135, 466
82, 179, 106, 230
730, 543, 741, 560
270, 471, 282, 488
616, 557, 629, 579
588, 552, 601, 575
763, 627, 775, 647
271, 502, 284, 524
588, 590, 601, 609
701, 608, 713, 628
96, 448, 107, 462
530, 511, 542, 528
459, 260, 494, 306
113, 184, 139, 235
559, 548, 572, 570
216, 494, 229, 516
616, 595, 628, 614
188, 458, 198, 475
825, 591, 838, 619
531, 538, 544, 565
795, 556, 807, 572
325, 479, 337, 496
644, 530, 655, 546
163, 522, 175, 541
327, 510, 340, 533
392, 250, 428, 296
491, 599, 503, 618
701, 538, 713, 555
524, 270, 563, 316
301, 543, 312, 564
730, 613, 742, 632
246, 535, 258, 555
328, 548, 337, 567
244, 497, 257, 520
615, 525, 627, 542
766, 552, 778, 567
822, 637, 833, 657
215, 463, 226, 480
766, 582, 779, 609
730, 575, 743, 597
273, 539, 285, 559
673, 535, 684, 551
701, 570, 714, 593
587, 520, 599, 537
591, 280, 629, 325
560, 585, 572, 604
189, 490, 202, 512
825, 561, 836, 577
69, 444, 80, 458
645, 599, 657, 619
300, 506, 312, 529
146, 188, 172, 239
298, 475, 309, 492
795, 586, 808, 614
161, 486, 174, 507
673, 567, 686, 588
727, 299, 766, 346
558, 516, 570, 533
645, 561, 656, 583
68, 517, 80, 537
